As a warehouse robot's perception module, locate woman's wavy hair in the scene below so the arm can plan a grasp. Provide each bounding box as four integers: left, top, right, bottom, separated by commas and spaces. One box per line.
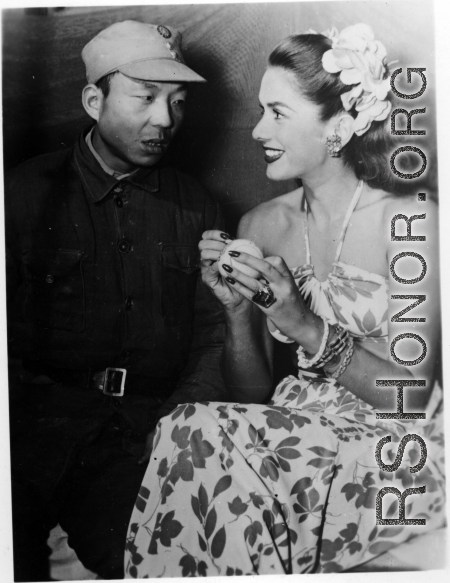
269, 34, 408, 193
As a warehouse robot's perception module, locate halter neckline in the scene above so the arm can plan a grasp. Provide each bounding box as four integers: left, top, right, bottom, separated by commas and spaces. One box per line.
267, 179, 388, 346
303, 180, 364, 267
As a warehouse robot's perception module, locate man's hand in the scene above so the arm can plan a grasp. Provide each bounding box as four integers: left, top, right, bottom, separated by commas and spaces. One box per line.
137, 429, 156, 465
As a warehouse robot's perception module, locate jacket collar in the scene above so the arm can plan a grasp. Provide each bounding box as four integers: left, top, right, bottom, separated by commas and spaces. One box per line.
73, 126, 160, 202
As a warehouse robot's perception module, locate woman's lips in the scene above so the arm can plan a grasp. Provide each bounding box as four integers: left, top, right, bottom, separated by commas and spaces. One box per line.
263, 148, 284, 163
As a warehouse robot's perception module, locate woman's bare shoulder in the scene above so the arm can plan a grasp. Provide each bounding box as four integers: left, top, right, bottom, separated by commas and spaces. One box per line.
378, 189, 437, 225
237, 187, 304, 246
358, 185, 437, 222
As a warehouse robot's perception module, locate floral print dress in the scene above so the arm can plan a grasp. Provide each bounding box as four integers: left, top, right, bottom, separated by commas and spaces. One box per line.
125, 183, 445, 577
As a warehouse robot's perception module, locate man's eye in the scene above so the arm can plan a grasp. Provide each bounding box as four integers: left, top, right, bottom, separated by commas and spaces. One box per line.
139, 95, 154, 102
274, 109, 283, 119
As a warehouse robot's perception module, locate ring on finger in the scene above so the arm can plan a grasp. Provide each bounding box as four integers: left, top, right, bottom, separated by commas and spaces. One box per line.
252, 284, 277, 309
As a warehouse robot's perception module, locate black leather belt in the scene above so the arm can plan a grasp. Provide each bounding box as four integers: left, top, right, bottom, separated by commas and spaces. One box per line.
24, 365, 177, 398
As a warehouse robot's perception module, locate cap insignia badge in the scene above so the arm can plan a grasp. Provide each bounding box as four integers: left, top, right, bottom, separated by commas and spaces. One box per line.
157, 25, 171, 39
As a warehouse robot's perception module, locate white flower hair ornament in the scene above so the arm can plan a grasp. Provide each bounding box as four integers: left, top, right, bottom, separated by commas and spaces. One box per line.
316, 24, 392, 136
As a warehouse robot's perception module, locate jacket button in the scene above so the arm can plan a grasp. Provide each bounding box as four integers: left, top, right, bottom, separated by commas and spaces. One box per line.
118, 239, 131, 253
125, 296, 133, 310
45, 275, 54, 284
115, 197, 124, 208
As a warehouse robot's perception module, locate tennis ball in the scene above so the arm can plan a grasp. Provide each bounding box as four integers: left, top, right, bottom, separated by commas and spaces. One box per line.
218, 239, 264, 279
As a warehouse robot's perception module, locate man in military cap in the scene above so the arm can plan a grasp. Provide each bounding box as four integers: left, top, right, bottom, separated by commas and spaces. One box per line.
5, 20, 227, 580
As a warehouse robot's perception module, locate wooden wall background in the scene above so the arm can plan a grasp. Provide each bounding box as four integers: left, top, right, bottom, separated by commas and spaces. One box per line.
2, 2, 437, 231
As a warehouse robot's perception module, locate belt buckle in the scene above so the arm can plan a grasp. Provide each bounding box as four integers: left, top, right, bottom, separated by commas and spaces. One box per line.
103, 367, 127, 397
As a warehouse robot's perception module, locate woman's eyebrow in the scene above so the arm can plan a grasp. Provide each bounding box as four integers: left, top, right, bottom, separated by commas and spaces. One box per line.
267, 101, 292, 110
259, 100, 293, 111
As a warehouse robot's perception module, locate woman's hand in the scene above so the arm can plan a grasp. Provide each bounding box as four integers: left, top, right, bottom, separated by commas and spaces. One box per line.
224, 251, 320, 347
199, 230, 250, 312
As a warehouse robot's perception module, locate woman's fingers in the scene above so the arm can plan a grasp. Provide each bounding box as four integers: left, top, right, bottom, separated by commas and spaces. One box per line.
200, 249, 222, 263
199, 232, 233, 266
228, 252, 289, 282
199, 236, 224, 263
225, 253, 302, 316
224, 276, 257, 302
199, 239, 226, 253
223, 264, 263, 293
225, 273, 278, 313
199, 231, 234, 265
200, 255, 220, 270
201, 230, 234, 243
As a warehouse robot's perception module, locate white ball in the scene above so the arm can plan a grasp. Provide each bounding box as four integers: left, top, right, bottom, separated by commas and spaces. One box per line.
218, 239, 264, 279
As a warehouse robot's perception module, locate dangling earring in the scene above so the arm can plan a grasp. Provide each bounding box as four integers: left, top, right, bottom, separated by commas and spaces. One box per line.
326, 133, 342, 157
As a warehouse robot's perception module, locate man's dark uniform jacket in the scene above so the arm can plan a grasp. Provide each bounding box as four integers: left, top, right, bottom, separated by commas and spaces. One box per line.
5, 128, 226, 580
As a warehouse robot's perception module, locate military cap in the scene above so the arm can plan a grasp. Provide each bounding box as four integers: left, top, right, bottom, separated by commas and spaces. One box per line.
82, 20, 205, 84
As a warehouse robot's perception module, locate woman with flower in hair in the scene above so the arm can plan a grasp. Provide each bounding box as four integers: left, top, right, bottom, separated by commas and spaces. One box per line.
125, 24, 444, 576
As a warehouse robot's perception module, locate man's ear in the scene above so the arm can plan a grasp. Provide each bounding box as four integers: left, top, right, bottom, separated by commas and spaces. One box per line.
82, 84, 103, 121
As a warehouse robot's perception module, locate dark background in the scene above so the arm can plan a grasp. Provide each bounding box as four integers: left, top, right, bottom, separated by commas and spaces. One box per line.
2, 2, 437, 232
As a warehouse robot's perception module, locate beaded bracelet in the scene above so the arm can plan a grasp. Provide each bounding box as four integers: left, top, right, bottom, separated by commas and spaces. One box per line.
296, 316, 330, 369
315, 327, 349, 368
297, 322, 351, 371
325, 337, 354, 379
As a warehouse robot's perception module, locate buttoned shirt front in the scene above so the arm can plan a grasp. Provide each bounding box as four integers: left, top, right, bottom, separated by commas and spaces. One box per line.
5, 127, 226, 416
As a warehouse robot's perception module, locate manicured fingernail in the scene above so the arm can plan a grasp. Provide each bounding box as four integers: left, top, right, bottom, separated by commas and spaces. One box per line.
228, 251, 240, 257
222, 264, 233, 273
220, 232, 233, 240
225, 276, 236, 284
